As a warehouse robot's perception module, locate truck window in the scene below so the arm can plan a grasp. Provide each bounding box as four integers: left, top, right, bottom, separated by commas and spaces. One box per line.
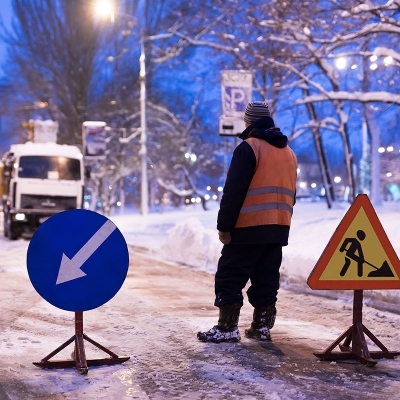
18, 156, 81, 180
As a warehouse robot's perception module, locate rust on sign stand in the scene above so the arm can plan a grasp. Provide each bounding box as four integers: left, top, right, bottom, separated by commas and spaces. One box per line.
33, 312, 130, 375
314, 290, 400, 367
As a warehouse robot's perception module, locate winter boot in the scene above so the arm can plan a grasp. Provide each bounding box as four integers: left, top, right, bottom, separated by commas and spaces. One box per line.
245, 304, 276, 341
197, 303, 241, 343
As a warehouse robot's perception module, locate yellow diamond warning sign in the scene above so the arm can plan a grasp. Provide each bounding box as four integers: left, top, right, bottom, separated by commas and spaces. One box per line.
307, 194, 400, 290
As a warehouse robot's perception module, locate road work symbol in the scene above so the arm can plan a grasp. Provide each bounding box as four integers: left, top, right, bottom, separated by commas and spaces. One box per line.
339, 230, 394, 278
27, 209, 129, 312
307, 194, 400, 290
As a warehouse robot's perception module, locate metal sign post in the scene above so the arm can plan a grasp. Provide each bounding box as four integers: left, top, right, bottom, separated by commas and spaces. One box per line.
33, 312, 129, 374
313, 290, 400, 367
27, 209, 130, 374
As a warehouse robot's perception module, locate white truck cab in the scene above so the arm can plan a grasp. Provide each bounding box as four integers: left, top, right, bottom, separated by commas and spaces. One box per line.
1, 142, 85, 239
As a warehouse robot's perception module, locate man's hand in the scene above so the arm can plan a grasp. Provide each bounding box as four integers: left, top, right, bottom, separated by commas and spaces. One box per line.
218, 231, 231, 245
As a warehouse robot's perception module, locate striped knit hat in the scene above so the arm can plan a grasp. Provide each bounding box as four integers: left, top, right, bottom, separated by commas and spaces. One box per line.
244, 101, 271, 124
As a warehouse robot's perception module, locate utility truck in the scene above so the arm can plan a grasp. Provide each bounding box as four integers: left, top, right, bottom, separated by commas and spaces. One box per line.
1, 142, 85, 239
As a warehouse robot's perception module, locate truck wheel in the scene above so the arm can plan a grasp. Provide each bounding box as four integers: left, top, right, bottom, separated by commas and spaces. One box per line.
6, 217, 20, 240
3, 214, 8, 238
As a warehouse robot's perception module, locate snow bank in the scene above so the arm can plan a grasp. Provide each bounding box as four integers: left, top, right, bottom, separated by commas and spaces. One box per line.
156, 200, 400, 307
162, 217, 221, 273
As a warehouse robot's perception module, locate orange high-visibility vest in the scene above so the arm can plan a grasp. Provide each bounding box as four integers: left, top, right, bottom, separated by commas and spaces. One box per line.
235, 138, 297, 228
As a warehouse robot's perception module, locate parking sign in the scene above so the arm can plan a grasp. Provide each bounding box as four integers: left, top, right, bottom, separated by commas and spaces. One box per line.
221, 70, 252, 117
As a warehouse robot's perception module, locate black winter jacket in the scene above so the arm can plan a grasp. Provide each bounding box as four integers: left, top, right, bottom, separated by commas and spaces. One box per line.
217, 117, 296, 245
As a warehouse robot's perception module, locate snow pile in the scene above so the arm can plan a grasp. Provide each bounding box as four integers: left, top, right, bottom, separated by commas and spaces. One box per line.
162, 217, 221, 273
160, 201, 351, 283
122, 199, 400, 306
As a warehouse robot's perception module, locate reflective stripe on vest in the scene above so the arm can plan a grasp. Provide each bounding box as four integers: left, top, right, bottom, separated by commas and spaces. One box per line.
235, 138, 297, 228
240, 186, 295, 215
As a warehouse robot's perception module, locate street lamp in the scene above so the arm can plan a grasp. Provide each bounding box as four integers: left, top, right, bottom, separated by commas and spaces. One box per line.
139, 31, 149, 215
94, 0, 114, 23
335, 57, 346, 70
96, 3, 149, 216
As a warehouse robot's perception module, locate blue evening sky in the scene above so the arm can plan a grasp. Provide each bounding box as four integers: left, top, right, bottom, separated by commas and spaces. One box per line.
0, 0, 12, 76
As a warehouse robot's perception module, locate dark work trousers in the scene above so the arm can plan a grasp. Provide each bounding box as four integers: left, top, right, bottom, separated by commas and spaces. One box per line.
214, 243, 283, 308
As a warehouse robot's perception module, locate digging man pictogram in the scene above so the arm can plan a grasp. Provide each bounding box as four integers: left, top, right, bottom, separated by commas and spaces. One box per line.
339, 229, 394, 278
340, 230, 366, 277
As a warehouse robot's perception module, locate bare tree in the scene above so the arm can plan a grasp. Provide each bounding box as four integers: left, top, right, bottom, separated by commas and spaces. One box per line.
1, 0, 103, 145
155, 0, 400, 204
88, 0, 226, 211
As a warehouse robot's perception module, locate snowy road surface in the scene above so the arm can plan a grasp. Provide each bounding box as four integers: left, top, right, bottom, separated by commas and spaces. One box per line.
1, 236, 400, 399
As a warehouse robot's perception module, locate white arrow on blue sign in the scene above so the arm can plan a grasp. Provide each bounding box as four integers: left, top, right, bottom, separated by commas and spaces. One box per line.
27, 209, 129, 312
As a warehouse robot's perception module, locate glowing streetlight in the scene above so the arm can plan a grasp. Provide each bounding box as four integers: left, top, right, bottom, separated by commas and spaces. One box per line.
184, 152, 197, 163
334, 176, 341, 183
335, 57, 346, 70
384, 56, 393, 66
94, 0, 114, 23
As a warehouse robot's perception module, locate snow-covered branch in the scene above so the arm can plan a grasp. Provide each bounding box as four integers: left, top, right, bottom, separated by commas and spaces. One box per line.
298, 91, 400, 105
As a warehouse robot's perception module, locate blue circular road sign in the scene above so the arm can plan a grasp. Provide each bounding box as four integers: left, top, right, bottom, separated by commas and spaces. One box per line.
27, 209, 129, 312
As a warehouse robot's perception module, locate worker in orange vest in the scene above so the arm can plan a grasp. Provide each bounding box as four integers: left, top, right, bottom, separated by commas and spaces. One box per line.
198, 101, 298, 343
